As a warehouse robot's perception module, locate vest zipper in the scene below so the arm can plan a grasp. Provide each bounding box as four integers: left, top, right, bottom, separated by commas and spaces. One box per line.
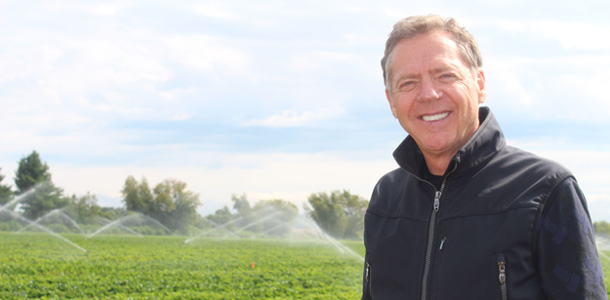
419, 157, 459, 300
420, 184, 444, 300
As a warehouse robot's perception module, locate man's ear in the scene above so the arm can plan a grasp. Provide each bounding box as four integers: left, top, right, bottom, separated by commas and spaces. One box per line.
477, 70, 486, 104
386, 89, 398, 118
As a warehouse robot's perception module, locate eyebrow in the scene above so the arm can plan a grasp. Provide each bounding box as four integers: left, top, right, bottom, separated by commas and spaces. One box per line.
431, 66, 457, 74
393, 66, 458, 85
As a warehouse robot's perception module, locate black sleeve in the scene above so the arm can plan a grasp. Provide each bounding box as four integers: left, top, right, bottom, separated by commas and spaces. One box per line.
536, 177, 608, 299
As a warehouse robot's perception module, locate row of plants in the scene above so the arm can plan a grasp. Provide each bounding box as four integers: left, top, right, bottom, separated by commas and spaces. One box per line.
0, 233, 365, 299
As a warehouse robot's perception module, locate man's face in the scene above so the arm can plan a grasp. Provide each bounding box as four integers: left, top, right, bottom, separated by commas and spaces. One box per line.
386, 30, 486, 163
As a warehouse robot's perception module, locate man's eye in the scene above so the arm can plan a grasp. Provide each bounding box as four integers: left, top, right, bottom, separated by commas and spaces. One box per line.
439, 73, 457, 81
399, 81, 416, 89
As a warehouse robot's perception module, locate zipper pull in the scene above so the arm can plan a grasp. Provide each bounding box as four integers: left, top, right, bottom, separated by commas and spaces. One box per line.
433, 191, 441, 212
497, 254, 508, 300
439, 237, 446, 251
498, 261, 506, 284
365, 262, 370, 283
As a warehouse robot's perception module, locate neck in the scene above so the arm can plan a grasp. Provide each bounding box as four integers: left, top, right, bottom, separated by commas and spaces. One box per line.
423, 152, 455, 176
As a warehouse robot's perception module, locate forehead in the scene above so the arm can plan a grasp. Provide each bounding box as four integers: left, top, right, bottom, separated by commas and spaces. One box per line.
390, 30, 468, 76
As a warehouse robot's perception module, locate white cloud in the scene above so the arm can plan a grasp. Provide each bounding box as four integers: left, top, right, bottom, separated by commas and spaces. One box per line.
42, 1, 131, 16
485, 54, 610, 122
193, 2, 239, 21
495, 19, 610, 50
0, 26, 173, 106
242, 108, 344, 127
484, 57, 535, 107
158, 87, 199, 101
290, 51, 363, 72
165, 34, 252, 79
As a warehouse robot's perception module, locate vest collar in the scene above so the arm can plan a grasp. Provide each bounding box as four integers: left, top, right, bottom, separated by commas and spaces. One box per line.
393, 106, 506, 178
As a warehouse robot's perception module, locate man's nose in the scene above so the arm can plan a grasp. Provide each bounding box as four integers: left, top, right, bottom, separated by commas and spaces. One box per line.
417, 77, 441, 102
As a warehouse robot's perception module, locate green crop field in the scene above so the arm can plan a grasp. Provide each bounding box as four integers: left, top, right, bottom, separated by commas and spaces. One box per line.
0, 233, 365, 299
602, 250, 610, 297
1, 233, 609, 299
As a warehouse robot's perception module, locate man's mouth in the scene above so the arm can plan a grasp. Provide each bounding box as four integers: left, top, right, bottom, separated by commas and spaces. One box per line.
421, 112, 450, 122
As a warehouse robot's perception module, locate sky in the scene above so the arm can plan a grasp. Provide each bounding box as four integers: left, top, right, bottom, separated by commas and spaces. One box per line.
1, 0, 609, 221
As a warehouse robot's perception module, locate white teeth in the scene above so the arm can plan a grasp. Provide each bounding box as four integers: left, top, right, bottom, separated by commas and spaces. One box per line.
422, 112, 449, 121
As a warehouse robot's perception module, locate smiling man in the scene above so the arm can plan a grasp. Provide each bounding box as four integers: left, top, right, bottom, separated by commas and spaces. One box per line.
361, 15, 607, 300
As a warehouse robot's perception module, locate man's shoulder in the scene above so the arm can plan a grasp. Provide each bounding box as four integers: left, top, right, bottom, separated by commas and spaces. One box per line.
369, 168, 410, 201
501, 145, 567, 171
493, 145, 573, 187
376, 167, 411, 186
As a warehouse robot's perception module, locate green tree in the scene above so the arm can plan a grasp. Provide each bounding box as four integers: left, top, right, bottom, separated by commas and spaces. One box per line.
228, 193, 255, 233
99, 207, 125, 221
252, 198, 298, 237
253, 198, 298, 222
139, 178, 154, 213
0, 168, 13, 205
232, 193, 251, 215
14, 151, 50, 192
121, 176, 200, 233
67, 192, 101, 224
207, 206, 233, 228
20, 181, 66, 220
154, 179, 200, 234
151, 181, 177, 223
308, 191, 347, 238
342, 192, 369, 239
14, 151, 67, 219
122, 176, 141, 211
307, 190, 368, 239
228, 195, 298, 236
594, 220, 610, 237
122, 176, 154, 213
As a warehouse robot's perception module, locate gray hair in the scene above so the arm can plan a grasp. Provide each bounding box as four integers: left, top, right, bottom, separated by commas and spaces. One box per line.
381, 15, 483, 90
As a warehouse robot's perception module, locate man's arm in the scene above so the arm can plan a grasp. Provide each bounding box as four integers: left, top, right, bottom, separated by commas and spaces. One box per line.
536, 177, 608, 299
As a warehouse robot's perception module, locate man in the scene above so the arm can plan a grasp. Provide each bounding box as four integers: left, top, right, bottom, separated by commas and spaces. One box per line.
362, 15, 607, 300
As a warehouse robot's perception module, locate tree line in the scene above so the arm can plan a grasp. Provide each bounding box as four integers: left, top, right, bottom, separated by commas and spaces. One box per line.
0, 151, 126, 226
595, 221, 610, 237
4, 151, 610, 240
0, 151, 369, 239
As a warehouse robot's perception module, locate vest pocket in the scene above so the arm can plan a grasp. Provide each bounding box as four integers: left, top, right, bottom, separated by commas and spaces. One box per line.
496, 253, 508, 300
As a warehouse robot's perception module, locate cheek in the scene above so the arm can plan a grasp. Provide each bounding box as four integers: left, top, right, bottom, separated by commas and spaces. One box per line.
395, 102, 413, 121
392, 95, 414, 114
389, 101, 399, 118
